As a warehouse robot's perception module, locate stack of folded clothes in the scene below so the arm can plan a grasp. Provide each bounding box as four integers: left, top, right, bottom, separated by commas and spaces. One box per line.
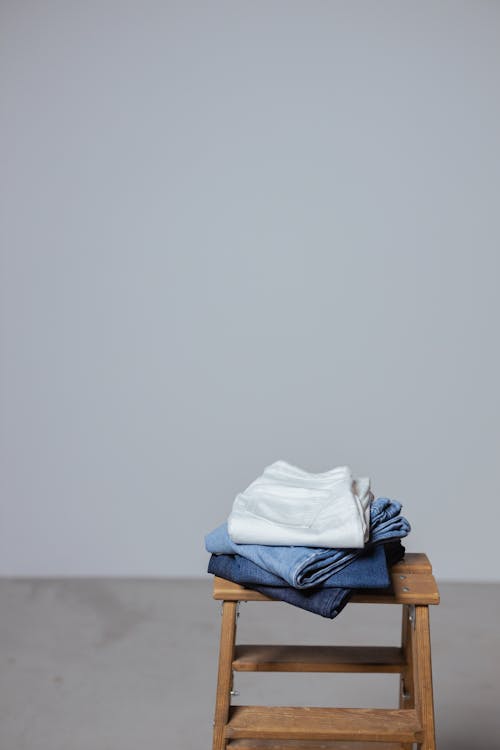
205, 461, 411, 619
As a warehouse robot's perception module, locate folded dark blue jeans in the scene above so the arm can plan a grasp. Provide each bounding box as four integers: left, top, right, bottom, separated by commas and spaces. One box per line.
205, 497, 410, 588
208, 542, 405, 619
208, 541, 396, 588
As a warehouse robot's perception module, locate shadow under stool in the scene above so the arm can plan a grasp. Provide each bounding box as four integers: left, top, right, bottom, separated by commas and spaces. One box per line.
210, 552, 440, 750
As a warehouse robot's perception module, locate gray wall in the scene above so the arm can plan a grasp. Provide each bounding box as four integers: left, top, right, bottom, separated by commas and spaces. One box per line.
1, 1, 499, 580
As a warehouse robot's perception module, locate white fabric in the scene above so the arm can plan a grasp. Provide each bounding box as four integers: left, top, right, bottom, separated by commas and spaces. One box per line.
227, 461, 372, 548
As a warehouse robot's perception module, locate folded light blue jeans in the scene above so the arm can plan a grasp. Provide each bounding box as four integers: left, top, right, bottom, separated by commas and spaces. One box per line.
205, 497, 410, 589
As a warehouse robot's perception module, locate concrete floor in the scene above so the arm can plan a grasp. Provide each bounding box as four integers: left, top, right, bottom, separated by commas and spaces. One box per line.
0, 580, 499, 750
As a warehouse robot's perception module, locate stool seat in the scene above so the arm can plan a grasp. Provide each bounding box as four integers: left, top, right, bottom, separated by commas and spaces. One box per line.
210, 553, 439, 750
213, 553, 440, 605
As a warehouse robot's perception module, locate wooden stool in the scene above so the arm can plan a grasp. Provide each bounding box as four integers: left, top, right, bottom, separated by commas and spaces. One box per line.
211, 552, 439, 750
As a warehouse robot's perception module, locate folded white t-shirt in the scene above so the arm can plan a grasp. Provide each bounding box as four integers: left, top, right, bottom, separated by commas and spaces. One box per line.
227, 461, 372, 548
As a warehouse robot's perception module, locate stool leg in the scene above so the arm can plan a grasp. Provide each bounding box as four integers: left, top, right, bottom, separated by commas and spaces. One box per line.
400, 604, 415, 750
412, 604, 437, 750
212, 601, 238, 750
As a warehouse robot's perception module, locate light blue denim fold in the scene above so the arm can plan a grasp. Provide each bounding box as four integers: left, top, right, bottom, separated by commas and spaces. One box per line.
204, 497, 410, 589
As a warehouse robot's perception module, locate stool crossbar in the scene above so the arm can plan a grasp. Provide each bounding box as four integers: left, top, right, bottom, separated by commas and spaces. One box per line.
211, 552, 440, 750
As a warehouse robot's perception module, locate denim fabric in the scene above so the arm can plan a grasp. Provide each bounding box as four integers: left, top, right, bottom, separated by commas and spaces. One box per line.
205, 497, 410, 589
207, 543, 406, 619
207, 542, 402, 588
228, 462, 371, 548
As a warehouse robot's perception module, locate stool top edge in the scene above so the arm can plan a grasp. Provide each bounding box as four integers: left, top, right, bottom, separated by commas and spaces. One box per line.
212, 553, 439, 605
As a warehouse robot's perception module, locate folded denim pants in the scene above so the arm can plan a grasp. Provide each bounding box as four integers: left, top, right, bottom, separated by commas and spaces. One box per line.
205, 497, 410, 589
208, 542, 405, 588
228, 462, 372, 548
207, 542, 406, 619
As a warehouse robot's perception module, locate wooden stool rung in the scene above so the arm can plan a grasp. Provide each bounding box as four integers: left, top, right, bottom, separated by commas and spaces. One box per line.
233, 644, 405, 673
227, 741, 411, 750
224, 706, 422, 743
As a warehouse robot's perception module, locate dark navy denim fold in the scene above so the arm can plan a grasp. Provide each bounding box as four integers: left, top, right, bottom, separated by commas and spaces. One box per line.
250, 582, 352, 619
205, 497, 410, 589
207, 543, 405, 619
